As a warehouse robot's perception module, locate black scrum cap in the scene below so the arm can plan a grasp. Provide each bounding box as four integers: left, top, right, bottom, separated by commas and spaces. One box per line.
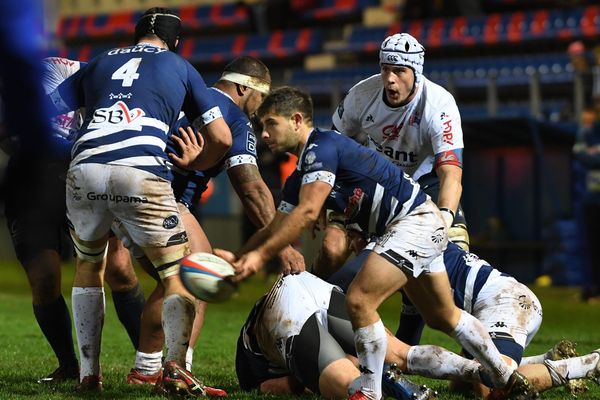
134, 8, 182, 52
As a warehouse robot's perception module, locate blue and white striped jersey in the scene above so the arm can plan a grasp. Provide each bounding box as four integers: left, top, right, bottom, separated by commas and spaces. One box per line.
443, 241, 507, 313
50, 43, 220, 180
169, 87, 258, 208
279, 128, 427, 236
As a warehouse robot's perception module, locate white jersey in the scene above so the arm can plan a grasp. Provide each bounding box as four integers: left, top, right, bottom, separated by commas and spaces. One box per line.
254, 272, 338, 368
332, 74, 464, 181
41, 57, 83, 142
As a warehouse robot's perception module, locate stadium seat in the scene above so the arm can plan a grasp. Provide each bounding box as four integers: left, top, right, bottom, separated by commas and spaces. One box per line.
298, 0, 379, 24
57, 3, 250, 41
54, 29, 323, 64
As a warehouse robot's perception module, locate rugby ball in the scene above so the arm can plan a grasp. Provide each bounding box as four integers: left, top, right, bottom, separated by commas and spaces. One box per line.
180, 252, 237, 303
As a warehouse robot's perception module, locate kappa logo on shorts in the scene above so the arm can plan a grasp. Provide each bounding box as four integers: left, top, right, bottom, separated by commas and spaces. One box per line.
163, 215, 179, 229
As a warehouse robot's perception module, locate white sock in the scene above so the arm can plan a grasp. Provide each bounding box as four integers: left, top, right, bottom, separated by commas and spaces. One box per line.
407, 345, 481, 382
72, 286, 105, 380
520, 347, 556, 365
186, 346, 194, 372
134, 350, 163, 375
451, 310, 514, 387
162, 294, 195, 366
545, 352, 600, 385
520, 353, 548, 365
354, 319, 387, 400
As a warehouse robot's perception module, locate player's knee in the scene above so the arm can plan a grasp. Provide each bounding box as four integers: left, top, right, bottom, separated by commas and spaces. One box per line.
105, 254, 138, 291
29, 273, 61, 304
345, 289, 370, 318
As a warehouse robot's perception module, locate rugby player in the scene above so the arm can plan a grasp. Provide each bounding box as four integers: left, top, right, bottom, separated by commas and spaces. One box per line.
215, 86, 530, 400
47, 8, 232, 395
316, 33, 468, 278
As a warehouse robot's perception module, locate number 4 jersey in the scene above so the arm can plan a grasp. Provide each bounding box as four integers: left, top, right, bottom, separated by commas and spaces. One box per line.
49, 42, 220, 180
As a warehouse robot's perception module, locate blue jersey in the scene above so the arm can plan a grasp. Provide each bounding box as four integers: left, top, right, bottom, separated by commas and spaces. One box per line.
169, 87, 258, 207
443, 241, 508, 313
279, 128, 427, 236
51, 43, 219, 180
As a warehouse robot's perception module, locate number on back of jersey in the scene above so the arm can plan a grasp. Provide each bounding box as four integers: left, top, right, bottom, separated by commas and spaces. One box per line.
112, 58, 141, 87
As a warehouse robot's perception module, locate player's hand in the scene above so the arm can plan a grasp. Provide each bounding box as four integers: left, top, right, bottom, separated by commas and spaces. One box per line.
169, 126, 205, 170
230, 250, 265, 283
277, 246, 305, 275
213, 248, 237, 264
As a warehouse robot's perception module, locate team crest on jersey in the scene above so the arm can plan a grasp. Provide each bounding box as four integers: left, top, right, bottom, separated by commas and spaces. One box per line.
305, 151, 316, 164
88, 101, 145, 130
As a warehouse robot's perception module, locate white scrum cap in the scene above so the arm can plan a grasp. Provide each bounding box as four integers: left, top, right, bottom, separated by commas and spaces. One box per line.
379, 33, 425, 83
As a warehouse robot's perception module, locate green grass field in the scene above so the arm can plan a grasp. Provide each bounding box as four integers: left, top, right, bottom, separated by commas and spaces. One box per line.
0, 260, 599, 399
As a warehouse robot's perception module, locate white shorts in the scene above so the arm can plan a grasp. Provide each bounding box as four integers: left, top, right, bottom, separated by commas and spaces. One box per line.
66, 164, 187, 249
256, 272, 337, 368
112, 202, 192, 259
473, 275, 543, 349
370, 199, 447, 277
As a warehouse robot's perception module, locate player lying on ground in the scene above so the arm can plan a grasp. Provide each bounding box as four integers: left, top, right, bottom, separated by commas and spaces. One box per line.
328, 239, 600, 398
236, 271, 437, 400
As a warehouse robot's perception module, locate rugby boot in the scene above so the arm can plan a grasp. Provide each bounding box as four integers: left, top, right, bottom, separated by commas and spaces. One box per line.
382, 363, 438, 400
549, 339, 578, 361
504, 370, 539, 400
587, 349, 600, 385
76, 375, 103, 393
126, 368, 162, 385
37, 364, 79, 384
549, 339, 588, 394
348, 390, 375, 400
157, 361, 210, 398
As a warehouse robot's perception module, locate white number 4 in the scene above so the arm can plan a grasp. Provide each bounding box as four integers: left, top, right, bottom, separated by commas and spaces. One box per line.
112, 58, 141, 87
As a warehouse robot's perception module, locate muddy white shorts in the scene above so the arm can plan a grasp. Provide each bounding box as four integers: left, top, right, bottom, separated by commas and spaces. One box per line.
256, 272, 338, 368
370, 199, 448, 277
473, 274, 543, 350
66, 164, 187, 249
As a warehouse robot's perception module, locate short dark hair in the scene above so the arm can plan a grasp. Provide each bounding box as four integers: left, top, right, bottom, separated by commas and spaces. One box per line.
223, 56, 271, 85
256, 86, 313, 125
134, 7, 182, 52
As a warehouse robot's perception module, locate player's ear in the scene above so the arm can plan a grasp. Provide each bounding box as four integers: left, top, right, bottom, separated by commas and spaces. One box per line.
291, 112, 302, 128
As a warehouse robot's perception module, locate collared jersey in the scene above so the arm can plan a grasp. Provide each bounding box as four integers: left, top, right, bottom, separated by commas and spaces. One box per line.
51, 43, 219, 180
168, 87, 258, 207
332, 74, 464, 181
278, 128, 427, 236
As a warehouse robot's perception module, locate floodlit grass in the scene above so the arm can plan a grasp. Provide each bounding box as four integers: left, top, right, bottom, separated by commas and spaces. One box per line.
0, 259, 599, 399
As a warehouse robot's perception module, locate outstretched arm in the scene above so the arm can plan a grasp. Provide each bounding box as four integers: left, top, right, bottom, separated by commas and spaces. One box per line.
228, 164, 305, 275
